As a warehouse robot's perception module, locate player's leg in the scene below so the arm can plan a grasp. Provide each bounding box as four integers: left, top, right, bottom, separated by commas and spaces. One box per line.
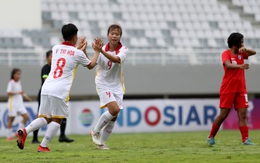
207, 108, 230, 146
235, 93, 253, 145
19, 113, 28, 129
59, 118, 74, 143
38, 96, 69, 152
91, 91, 119, 145
99, 94, 123, 148
17, 95, 51, 150
6, 116, 15, 140
32, 92, 41, 143
38, 118, 62, 152
207, 94, 234, 146
92, 101, 119, 145
209, 108, 230, 137
7, 104, 17, 140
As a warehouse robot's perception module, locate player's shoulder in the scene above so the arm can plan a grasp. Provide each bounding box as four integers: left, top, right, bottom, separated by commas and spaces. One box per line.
222, 49, 230, 55
9, 79, 19, 85
120, 45, 129, 52
74, 48, 85, 57
42, 64, 50, 69
8, 79, 15, 84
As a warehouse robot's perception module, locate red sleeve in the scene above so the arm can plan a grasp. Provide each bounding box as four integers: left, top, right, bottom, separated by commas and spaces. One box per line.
222, 51, 230, 64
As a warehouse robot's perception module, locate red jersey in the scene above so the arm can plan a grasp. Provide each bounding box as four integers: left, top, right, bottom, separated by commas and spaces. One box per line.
220, 49, 248, 95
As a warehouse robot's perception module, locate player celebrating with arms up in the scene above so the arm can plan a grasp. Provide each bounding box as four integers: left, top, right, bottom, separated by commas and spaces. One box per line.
90, 24, 129, 150
207, 33, 256, 146
16, 23, 103, 152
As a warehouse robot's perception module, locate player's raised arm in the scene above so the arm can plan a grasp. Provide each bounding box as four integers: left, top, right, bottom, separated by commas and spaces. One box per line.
86, 38, 103, 69
239, 47, 256, 57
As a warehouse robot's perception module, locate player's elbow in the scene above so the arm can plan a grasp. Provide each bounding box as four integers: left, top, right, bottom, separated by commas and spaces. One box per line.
86, 63, 96, 70
86, 65, 93, 70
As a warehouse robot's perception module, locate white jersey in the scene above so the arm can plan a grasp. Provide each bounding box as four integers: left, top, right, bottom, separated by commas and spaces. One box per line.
95, 43, 128, 94
7, 80, 24, 109
41, 42, 91, 102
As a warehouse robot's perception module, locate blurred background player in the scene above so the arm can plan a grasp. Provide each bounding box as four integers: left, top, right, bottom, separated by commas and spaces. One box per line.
207, 32, 256, 146
90, 24, 129, 150
6, 68, 32, 140
16, 23, 102, 152
32, 50, 73, 144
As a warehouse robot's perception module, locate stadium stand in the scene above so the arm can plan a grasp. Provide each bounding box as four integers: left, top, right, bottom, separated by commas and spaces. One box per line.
0, 0, 260, 65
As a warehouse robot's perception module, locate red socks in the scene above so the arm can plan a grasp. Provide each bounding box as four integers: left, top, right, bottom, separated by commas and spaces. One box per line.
239, 126, 248, 143
208, 123, 220, 138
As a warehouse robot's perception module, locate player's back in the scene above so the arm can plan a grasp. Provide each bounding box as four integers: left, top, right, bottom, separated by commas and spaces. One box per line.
41, 42, 90, 101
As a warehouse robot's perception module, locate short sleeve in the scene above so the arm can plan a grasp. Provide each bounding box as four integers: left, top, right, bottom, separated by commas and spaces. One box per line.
117, 46, 128, 62
7, 81, 13, 93
222, 51, 230, 64
76, 50, 91, 66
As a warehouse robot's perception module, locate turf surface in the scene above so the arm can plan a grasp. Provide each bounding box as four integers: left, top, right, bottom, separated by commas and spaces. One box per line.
0, 130, 260, 163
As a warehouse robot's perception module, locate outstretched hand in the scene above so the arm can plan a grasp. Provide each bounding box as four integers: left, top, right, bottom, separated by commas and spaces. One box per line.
92, 37, 103, 52
77, 36, 87, 50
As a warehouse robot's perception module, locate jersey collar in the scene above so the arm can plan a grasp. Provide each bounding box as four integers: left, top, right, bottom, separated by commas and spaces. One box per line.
61, 41, 75, 47
104, 42, 122, 52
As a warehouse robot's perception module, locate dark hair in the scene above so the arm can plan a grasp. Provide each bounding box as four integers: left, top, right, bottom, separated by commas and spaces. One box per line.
107, 24, 122, 36
11, 68, 21, 80
46, 50, 52, 58
61, 23, 78, 41
227, 32, 243, 48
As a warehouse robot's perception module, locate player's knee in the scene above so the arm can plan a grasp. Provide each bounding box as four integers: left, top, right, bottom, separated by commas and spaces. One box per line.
111, 116, 117, 122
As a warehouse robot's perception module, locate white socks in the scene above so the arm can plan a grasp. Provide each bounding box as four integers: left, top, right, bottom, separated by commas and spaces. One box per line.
25, 117, 47, 134
18, 123, 25, 129
94, 111, 115, 133
7, 128, 12, 138
101, 121, 115, 144
40, 121, 60, 147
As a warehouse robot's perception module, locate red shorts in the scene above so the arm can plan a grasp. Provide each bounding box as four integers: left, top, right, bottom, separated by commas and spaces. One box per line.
219, 93, 248, 109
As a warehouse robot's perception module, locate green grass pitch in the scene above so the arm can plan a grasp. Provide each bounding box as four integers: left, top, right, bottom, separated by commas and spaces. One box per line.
0, 131, 260, 163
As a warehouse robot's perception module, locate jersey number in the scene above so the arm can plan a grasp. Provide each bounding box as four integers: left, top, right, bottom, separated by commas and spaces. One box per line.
108, 61, 112, 70
53, 58, 66, 79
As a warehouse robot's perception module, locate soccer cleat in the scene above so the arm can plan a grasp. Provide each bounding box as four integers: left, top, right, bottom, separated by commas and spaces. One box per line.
16, 128, 27, 150
96, 144, 109, 150
242, 138, 254, 145
59, 136, 74, 143
207, 137, 216, 146
32, 139, 40, 144
90, 130, 102, 145
6, 137, 14, 141
37, 145, 51, 152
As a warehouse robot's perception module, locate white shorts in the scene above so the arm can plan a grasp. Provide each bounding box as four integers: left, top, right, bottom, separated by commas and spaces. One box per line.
8, 104, 27, 117
98, 89, 124, 109
38, 95, 69, 119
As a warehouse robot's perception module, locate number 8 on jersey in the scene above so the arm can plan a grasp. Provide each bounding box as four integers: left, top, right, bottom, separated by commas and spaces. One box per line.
53, 58, 66, 79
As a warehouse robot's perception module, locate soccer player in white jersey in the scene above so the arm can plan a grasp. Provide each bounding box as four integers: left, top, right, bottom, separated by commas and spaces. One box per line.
6, 68, 32, 140
90, 24, 129, 150
16, 23, 103, 152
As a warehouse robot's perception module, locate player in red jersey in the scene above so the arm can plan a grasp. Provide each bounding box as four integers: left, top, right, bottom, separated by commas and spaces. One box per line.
207, 33, 256, 146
